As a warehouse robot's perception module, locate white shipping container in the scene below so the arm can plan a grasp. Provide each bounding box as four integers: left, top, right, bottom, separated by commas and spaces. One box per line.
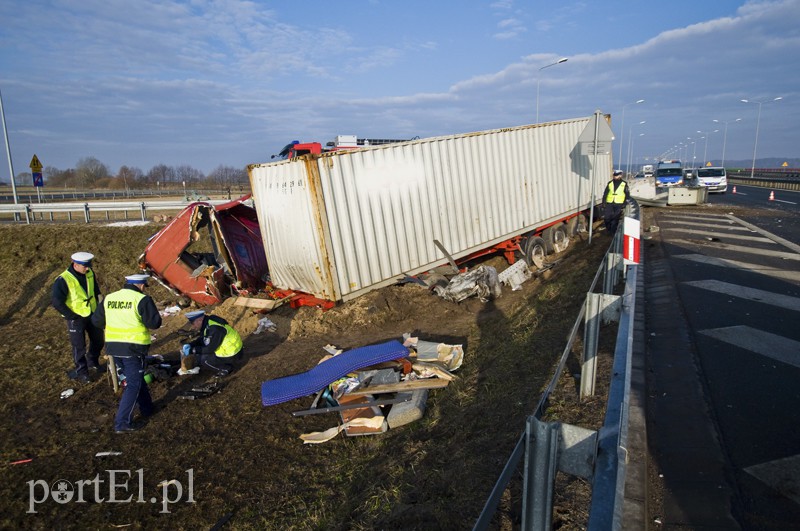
249, 116, 612, 302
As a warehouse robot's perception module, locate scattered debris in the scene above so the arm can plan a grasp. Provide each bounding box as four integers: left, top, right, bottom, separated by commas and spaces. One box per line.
253, 317, 277, 335
10, 458, 33, 465
60, 389, 75, 399
432, 265, 501, 303
159, 305, 182, 317
95, 451, 123, 457
177, 367, 201, 376
498, 260, 532, 291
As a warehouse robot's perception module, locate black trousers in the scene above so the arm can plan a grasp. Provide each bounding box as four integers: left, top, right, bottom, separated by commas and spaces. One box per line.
603, 203, 624, 234
66, 316, 105, 375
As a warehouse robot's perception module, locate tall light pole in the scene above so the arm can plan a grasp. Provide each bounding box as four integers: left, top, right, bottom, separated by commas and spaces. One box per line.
0, 89, 18, 206
696, 129, 718, 167
626, 121, 646, 176
617, 99, 644, 171
741, 97, 782, 179
712, 118, 741, 168
536, 57, 568, 124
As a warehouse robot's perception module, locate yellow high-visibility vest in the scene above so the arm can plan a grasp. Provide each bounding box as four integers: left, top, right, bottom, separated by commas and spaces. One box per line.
103, 289, 150, 345
59, 269, 97, 317
207, 317, 242, 357
605, 181, 628, 204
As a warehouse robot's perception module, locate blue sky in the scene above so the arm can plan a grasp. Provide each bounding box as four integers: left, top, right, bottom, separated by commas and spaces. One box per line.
0, 0, 798, 177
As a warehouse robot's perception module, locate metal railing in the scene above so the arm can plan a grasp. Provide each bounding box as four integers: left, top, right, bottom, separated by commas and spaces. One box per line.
475, 202, 639, 530
0, 198, 232, 224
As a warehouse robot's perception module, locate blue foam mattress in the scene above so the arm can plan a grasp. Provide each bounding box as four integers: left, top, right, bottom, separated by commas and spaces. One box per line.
261, 340, 409, 406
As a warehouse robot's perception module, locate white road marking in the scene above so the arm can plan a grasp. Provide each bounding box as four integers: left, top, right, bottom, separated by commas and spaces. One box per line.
674, 254, 800, 283
671, 239, 800, 261
699, 326, 800, 369
684, 280, 800, 312
659, 219, 748, 231
745, 454, 800, 507
662, 227, 775, 243
774, 199, 798, 205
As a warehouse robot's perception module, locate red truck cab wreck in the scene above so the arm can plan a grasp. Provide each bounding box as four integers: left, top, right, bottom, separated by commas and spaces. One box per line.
139, 195, 268, 306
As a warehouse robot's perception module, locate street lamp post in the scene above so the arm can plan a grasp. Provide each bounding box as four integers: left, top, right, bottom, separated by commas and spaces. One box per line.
536, 57, 568, 124
741, 97, 782, 179
617, 99, 644, 171
626, 121, 646, 176
629, 133, 644, 175
696, 129, 718, 167
712, 118, 741, 168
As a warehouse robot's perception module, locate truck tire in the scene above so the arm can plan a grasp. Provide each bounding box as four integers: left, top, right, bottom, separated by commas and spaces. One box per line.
566, 214, 587, 236
552, 223, 569, 253
541, 227, 555, 254
525, 236, 547, 269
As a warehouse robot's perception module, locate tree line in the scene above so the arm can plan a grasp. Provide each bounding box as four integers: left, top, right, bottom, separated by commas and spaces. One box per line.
18, 157, 249, 190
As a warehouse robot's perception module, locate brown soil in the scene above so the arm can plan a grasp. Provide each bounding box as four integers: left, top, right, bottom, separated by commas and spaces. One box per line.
0, 222, 615, 530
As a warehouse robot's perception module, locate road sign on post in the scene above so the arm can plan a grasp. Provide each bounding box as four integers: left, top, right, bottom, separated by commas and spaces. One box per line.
29, 154, 44, 188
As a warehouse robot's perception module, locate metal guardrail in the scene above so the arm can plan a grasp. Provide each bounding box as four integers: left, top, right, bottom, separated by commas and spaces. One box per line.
474, 202, 639, 530
0, 199, 231, 224
727, 176, 800, 191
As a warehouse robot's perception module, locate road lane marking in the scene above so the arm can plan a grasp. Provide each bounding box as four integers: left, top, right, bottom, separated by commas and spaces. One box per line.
662, 227, 775, 243
659, 220, 749, 231
774, 199, 798, 205
745, 455, 800, 507
684, 280, 800, 312
661, 214, 733, 222
699, 326, 800, 368
671, 239, 800, 261
674, 254, 800, 283
726, 215, 800, 254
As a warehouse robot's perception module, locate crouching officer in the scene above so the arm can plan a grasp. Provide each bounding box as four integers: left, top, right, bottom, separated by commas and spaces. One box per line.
182, 310, 242, 377
52, 251, 105, 383
92, 274, 162, 434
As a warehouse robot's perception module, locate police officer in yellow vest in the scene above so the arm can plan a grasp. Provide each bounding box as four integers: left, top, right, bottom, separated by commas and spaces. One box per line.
182, 310, 243, 377
91, 274, 162, 433
602, 170, 631, 235
51, 251, 105, 384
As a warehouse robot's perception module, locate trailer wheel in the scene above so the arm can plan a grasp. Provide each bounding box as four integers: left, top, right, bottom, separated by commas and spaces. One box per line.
541, 227, 555, 254
567, 214, 587, 236
525, 236, 547, 269
552, 223, 569, 253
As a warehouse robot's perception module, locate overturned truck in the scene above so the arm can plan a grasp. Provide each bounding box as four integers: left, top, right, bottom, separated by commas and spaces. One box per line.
139, 196, 268, 305
248, 116, 613, 304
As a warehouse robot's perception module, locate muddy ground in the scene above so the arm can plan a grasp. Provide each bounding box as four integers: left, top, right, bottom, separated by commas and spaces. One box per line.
0, 219, 616, 530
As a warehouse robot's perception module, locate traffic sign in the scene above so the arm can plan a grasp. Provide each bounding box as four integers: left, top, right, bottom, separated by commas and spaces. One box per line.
32, 172, 43, 187
29, 154, 42, 171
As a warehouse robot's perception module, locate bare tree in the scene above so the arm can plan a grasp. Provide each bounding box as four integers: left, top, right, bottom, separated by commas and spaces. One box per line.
117, 166, 144, 191
146, 164, 176, 186
76, 157, 110, 188
175, 165, 204, 186
207, 165, 247, 188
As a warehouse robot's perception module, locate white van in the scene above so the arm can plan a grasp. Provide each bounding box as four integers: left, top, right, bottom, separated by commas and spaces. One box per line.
696, 167, 728, 193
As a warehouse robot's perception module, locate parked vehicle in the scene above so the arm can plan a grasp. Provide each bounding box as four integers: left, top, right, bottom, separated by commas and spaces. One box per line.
696, 166, 728, 193
248, 116, 612, 303
642, 164, 654, 178
656, 160, 684, 186
138, 196, 268, 306
271, 135, 409, 161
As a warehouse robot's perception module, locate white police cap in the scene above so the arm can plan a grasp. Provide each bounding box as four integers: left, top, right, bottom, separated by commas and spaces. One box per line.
125, 274, 150, 285
71, 252, 94, 265
186, 310, 206, 322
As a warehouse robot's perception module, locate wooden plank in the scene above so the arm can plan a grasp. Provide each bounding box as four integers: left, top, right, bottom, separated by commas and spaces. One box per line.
233, 296, 289, 310
346, 378, 449, 396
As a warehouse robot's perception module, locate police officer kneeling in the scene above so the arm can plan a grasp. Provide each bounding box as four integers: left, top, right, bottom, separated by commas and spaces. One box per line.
92, 274, 162, 434
182, 310, 242, 377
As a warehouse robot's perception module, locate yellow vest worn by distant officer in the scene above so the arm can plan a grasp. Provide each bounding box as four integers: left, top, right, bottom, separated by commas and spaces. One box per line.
208, 317, 242, 357
59, 269, 97, 317
103, 289, 151, 345
605, 181, 628, 204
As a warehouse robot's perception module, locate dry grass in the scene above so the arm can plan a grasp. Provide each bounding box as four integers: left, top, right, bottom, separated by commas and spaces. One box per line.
0, 222, 614, 530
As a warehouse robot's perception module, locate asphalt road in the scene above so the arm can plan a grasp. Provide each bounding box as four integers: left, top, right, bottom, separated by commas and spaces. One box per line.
646, 188, 800, 529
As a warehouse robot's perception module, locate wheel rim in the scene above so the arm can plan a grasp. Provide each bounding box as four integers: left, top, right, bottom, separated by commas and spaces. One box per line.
553, 227, 569, 253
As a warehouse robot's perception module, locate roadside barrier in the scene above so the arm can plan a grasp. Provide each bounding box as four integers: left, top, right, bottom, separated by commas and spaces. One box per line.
0, 199, 233, 224
474, 201, 640, 530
